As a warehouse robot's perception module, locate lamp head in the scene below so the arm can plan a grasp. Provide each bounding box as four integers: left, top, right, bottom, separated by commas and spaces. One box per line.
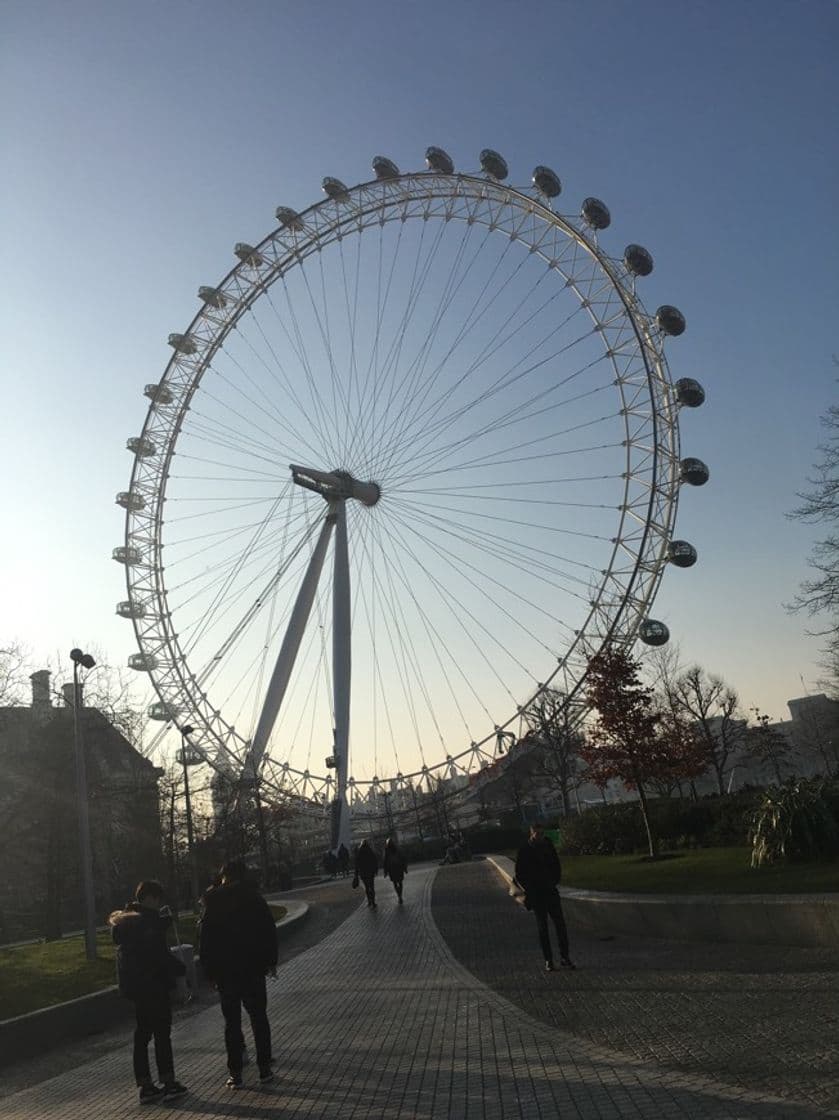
81, 653, 96, 669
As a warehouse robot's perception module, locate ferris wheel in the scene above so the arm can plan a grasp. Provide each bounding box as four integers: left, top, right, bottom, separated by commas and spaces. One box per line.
114, 146, 707, 847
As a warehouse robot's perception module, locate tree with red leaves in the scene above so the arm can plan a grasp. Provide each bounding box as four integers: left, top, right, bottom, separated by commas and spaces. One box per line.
581, 645, 674, 858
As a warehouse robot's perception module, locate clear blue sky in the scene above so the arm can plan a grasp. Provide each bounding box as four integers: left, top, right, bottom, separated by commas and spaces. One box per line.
2, 0, 838, 759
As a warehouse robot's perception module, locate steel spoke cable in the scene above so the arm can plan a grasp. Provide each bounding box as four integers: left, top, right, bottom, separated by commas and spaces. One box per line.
364, 516, 481, 744
384, 503, 580, 640
375, 220, 489, 473
389, 500, 601, 593
391, 493, 612, 542
379, 512, 528, 707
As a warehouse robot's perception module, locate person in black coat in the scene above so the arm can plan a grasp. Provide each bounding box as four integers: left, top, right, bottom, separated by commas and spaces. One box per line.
382, 837, 407, 904
514, 823, 576, 972
354, 839, 379, 908
109, 880, 188, 1105
198, 860, 278, 1088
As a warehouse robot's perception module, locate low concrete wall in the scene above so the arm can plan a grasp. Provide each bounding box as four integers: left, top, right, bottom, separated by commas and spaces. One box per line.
486, 856, 839, 949
0, 902, 309, 1070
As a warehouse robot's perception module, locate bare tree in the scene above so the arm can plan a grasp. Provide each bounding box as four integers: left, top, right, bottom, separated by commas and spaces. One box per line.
523, 689, 584, 815
671, 666, 746, 795
0, 642, 29, 704
788, 365, 839, 689
746, 711, 796, 786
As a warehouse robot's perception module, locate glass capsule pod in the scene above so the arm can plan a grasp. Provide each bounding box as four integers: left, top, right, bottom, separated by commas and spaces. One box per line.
372, 155, 400, 179
667, 540, 698, 567
116, 600, 147, 619
532, 165, 562, 197
168, 333, 198, 354
116, 490, 145, 511
639, 619, 670, 646
581, 197, 611, 230
144, 382, 173, 405
656, 305, 686, 336
680, 457, 710, 486
112, 546, 143, 565
425, 146, 454, 174
198, 286, 227, 309
624, 244, 654, 277
127, 436, 156, 458
275, 206, 304, 230
234, 243, 264, 266
675, 378, 705, 408
128, 652, 158, 671
479, 149, 508, 180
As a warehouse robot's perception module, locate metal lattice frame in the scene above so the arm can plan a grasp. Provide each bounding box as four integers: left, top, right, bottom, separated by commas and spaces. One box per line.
120, 168, 682, 811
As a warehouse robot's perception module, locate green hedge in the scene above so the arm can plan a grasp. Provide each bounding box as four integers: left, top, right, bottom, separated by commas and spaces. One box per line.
557, 790, 761, 855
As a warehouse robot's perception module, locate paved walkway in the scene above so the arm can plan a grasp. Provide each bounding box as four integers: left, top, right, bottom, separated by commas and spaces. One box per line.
2, 864, 836, 1118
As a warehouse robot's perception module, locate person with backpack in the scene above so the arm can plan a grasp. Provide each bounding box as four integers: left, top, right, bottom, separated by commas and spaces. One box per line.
109, 881, 189, 1106
198, 860, 278, 1089
514, 823, 576, 972
382, 837, 407, 904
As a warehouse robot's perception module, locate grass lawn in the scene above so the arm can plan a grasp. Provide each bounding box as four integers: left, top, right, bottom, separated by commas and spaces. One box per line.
556, 848, 839, 895
0, 904, 286, 1022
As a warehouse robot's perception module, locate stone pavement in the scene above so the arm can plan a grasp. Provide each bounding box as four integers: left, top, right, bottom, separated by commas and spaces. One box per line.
1, 863, 836, 1119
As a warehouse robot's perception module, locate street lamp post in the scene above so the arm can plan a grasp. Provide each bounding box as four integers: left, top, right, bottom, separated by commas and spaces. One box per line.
179, 726, 201, 911
69, 648, 97, 962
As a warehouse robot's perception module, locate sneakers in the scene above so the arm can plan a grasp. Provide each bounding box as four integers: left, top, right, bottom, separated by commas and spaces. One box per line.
162, 1081, 188, 1101
560, 957, 577, 970
258, 1067, 275, 1084
226, 1074, 244, 1090
138, 1084, 166, 1105
545, 960, 555, 972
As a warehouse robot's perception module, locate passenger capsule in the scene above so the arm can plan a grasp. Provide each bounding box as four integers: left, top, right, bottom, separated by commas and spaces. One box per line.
148, 701, 180, 721
479, 149, 508, 180
116, 491, 145, 511
372, 155, 400, 179
322, 177, 350, 201
639, 619, 670, 646
168, 333, 197, 355
656, 305, 686, 336
532, 166, 562, 198
113, 546, 143, 565
275, 206, 304, 230
675, 378, 705, 408
127, 437, 157, 458
624, 244, 654, 277
144, 382, 173, 405
116, 600, 147, 619
198, 286, 227, 309
128, 652, 158, 672
425, 146, 454, 174
680, 457, 710, 486
667, 540, 698, 568
581, 197, 611, 230
234, 242, 264, 266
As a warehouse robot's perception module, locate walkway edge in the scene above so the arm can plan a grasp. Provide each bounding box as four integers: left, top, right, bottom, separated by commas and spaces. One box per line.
485, 854, 839, 948
0, 903, 310, 1070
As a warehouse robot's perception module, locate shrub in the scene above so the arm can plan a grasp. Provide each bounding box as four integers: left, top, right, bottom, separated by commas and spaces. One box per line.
749, 779, 839, 867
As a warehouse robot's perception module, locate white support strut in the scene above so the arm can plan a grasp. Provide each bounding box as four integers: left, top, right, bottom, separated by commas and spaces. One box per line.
249, 504, 337, 771
332, 498, 352, 853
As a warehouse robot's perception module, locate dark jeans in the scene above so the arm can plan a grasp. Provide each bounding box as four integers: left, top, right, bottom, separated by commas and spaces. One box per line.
133, 987, 174, 1086
390, 875, 404, 900
531, 888, 570, 962
218, 974, 271, 1075
360, 874, 376, 905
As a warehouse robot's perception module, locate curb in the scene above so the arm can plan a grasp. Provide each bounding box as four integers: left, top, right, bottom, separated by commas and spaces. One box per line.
0, 903, 310, 1070
485, 854, 839, 949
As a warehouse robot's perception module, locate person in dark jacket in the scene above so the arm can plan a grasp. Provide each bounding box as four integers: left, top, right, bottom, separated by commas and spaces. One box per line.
382, 837, 407, 904
354, 839, 379, 908
514, 824, 575, 972
109, 880, 188, 1106
198, 860, 278, 1089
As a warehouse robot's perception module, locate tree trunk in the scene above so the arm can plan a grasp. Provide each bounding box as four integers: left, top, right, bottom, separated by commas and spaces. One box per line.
635, 779, 658, 859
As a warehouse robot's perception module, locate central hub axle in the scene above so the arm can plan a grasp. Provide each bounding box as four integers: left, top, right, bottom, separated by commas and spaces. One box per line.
290, 464, 381, 507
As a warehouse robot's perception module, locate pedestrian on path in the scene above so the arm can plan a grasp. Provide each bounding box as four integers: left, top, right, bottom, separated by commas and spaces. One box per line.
514, 823, 576, 972
198, 860, 278, 1089
337, 842, 350, 877
353, 839, 379, 907
383, 837, 407, 903
109, 881, 189, 1106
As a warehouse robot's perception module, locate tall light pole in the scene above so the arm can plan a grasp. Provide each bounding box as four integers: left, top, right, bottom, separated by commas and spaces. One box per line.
69, 648, 97, 961
179, 726, 201, 911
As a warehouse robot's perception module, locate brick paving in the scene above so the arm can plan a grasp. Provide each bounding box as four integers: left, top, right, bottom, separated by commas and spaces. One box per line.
1, 864, 836, 1118
432, 861, 839, 1116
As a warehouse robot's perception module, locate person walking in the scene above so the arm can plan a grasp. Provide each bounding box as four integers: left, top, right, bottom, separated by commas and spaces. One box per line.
353, 839, 379, 908
382, 837, 407, 904
109, 881, 189, 1106
514, 823, 575, 972
198, 860, 278, 1089
337, 842, 350, 877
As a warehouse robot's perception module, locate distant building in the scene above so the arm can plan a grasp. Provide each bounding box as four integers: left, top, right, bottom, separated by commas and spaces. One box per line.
0, 670, 163, 942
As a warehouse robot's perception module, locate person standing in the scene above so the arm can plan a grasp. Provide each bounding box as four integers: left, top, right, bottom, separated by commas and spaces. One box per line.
198, 860, 278, 1089
514, 823, 575, 972
382, 837, 407, 903
109, 881, 189, 1106
354, 839, 379, 908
